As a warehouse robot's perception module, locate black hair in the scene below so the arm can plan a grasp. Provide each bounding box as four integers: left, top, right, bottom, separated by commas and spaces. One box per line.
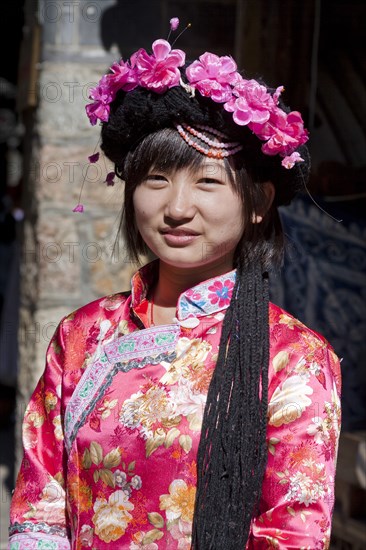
100, 81, 310, 549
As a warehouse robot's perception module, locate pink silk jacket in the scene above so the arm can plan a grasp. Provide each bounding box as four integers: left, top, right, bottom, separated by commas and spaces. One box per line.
9, 262, 341, 549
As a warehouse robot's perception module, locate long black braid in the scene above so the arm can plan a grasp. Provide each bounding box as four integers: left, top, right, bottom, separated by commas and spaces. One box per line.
192, 259, 270, 548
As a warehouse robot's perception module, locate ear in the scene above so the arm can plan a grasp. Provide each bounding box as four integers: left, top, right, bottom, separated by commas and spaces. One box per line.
251, 181, 275, 224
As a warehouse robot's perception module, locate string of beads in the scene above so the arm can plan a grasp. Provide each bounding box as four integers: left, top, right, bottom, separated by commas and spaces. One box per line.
175, 123, 243, 159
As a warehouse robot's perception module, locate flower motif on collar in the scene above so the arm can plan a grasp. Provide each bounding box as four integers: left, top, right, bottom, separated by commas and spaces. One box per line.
207, 278, 235, 308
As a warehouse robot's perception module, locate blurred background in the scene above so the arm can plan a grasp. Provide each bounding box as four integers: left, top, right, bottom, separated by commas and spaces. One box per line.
0, 1, 365, 548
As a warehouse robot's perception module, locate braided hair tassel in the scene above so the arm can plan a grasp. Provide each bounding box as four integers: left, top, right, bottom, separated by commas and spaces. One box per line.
192, 259, 270, 549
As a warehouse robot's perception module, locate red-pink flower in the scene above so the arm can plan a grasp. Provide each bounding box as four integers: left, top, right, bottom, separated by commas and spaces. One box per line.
170, 17, 179, 31
186, 53, 240, 103
85, 75, 114, 125
133, 39, 185, 93
224, 79, 275, 125
72, 203, 84, 213
85, 62, 138, 125
281, 152, 304, 169
252, 109, 309, 157
208, 279, 234, 308
106, 59, 138, 94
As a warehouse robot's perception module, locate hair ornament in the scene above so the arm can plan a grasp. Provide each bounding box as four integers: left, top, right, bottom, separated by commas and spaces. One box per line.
77, 18, 310, 212
85, 19, 308, 168
176, 123, 243, 158
72, 140, 115, 212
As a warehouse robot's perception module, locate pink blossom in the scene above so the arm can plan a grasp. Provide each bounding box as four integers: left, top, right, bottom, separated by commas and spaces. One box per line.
72, 204, 84, 213
251, 109, 309, 157
273, 85, 285, 104
106, 59, 138, 93
281, 152, 304, 169
85, 76, 114, 125
170, 17, 179, 31
186, 53, 240, 102
224, 79, 275, 126
133, 39, 185, 93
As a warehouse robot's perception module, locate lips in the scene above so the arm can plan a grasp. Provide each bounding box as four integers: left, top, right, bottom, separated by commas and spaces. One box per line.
160, 227, 201, 247
160, 227, 200, 236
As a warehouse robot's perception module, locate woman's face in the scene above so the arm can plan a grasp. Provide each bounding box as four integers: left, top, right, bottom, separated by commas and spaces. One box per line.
133, 159, 245, 274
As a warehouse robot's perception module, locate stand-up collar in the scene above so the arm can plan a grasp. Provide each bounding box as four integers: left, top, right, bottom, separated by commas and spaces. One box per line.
130, 260, 236, 321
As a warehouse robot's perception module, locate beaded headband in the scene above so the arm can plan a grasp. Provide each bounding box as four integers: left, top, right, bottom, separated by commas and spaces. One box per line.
176, 124, 243, 159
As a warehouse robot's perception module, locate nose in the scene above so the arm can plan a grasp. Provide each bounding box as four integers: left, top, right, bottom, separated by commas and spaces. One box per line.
164, 180, 196, 221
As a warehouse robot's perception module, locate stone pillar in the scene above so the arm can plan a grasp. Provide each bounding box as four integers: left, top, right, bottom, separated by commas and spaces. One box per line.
16, 0, 137, 425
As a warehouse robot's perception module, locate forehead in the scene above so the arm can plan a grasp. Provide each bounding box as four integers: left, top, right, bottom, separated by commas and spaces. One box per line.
150, 158, 234, 180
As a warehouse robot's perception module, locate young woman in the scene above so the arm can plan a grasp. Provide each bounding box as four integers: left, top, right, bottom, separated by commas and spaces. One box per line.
9, 30, 341, 550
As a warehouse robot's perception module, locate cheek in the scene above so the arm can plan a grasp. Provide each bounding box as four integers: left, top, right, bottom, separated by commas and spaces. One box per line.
216, 199, 245, 236
133, 190, 155, 228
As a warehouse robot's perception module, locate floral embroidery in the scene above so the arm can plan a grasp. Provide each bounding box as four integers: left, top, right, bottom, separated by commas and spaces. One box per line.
23, 411, 45, 450
79, 524, 94, 547
307, 382, 341, 459
45, 391, 58, 413
268, 375, 313, 427
119, 381, 180, 457
23, 479, 67, 525
89, 393, 118, 432
278, 461, 330, 508
130, 530, 159, 549
68, 475, 93, 513
53, 415, 63, 440
92, 490, 134, 542
207, 278, 234, 307
160, 479, 196, 548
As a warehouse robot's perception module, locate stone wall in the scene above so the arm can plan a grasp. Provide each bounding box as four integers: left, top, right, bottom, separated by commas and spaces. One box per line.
17, 0, 137, 411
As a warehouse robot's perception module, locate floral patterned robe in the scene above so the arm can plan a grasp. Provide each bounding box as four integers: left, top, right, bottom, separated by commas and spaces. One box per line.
9, 262, 341, 549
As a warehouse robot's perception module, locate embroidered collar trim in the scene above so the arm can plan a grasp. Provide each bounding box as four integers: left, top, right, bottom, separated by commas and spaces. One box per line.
130, 260, 236, 321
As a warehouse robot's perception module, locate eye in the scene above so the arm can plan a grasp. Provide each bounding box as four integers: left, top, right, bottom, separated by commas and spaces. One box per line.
144, 174, 169, 187
197, 177, 223, 186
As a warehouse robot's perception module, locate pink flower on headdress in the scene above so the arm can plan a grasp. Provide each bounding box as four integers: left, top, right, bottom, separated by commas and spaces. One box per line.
85, 61, 138, 125
170, 17, 179, 31
281, 152, 304, 169
133, 39, 185, 93
186, 53, 240, 103
224, 79, 276, 126
85, 76, 114, 125
106, 59, 139, 94
251, 109, 309, 157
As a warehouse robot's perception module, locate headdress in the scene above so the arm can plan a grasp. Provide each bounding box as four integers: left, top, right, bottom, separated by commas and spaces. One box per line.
85, 33, 308, 169
74, 21, 309, 213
